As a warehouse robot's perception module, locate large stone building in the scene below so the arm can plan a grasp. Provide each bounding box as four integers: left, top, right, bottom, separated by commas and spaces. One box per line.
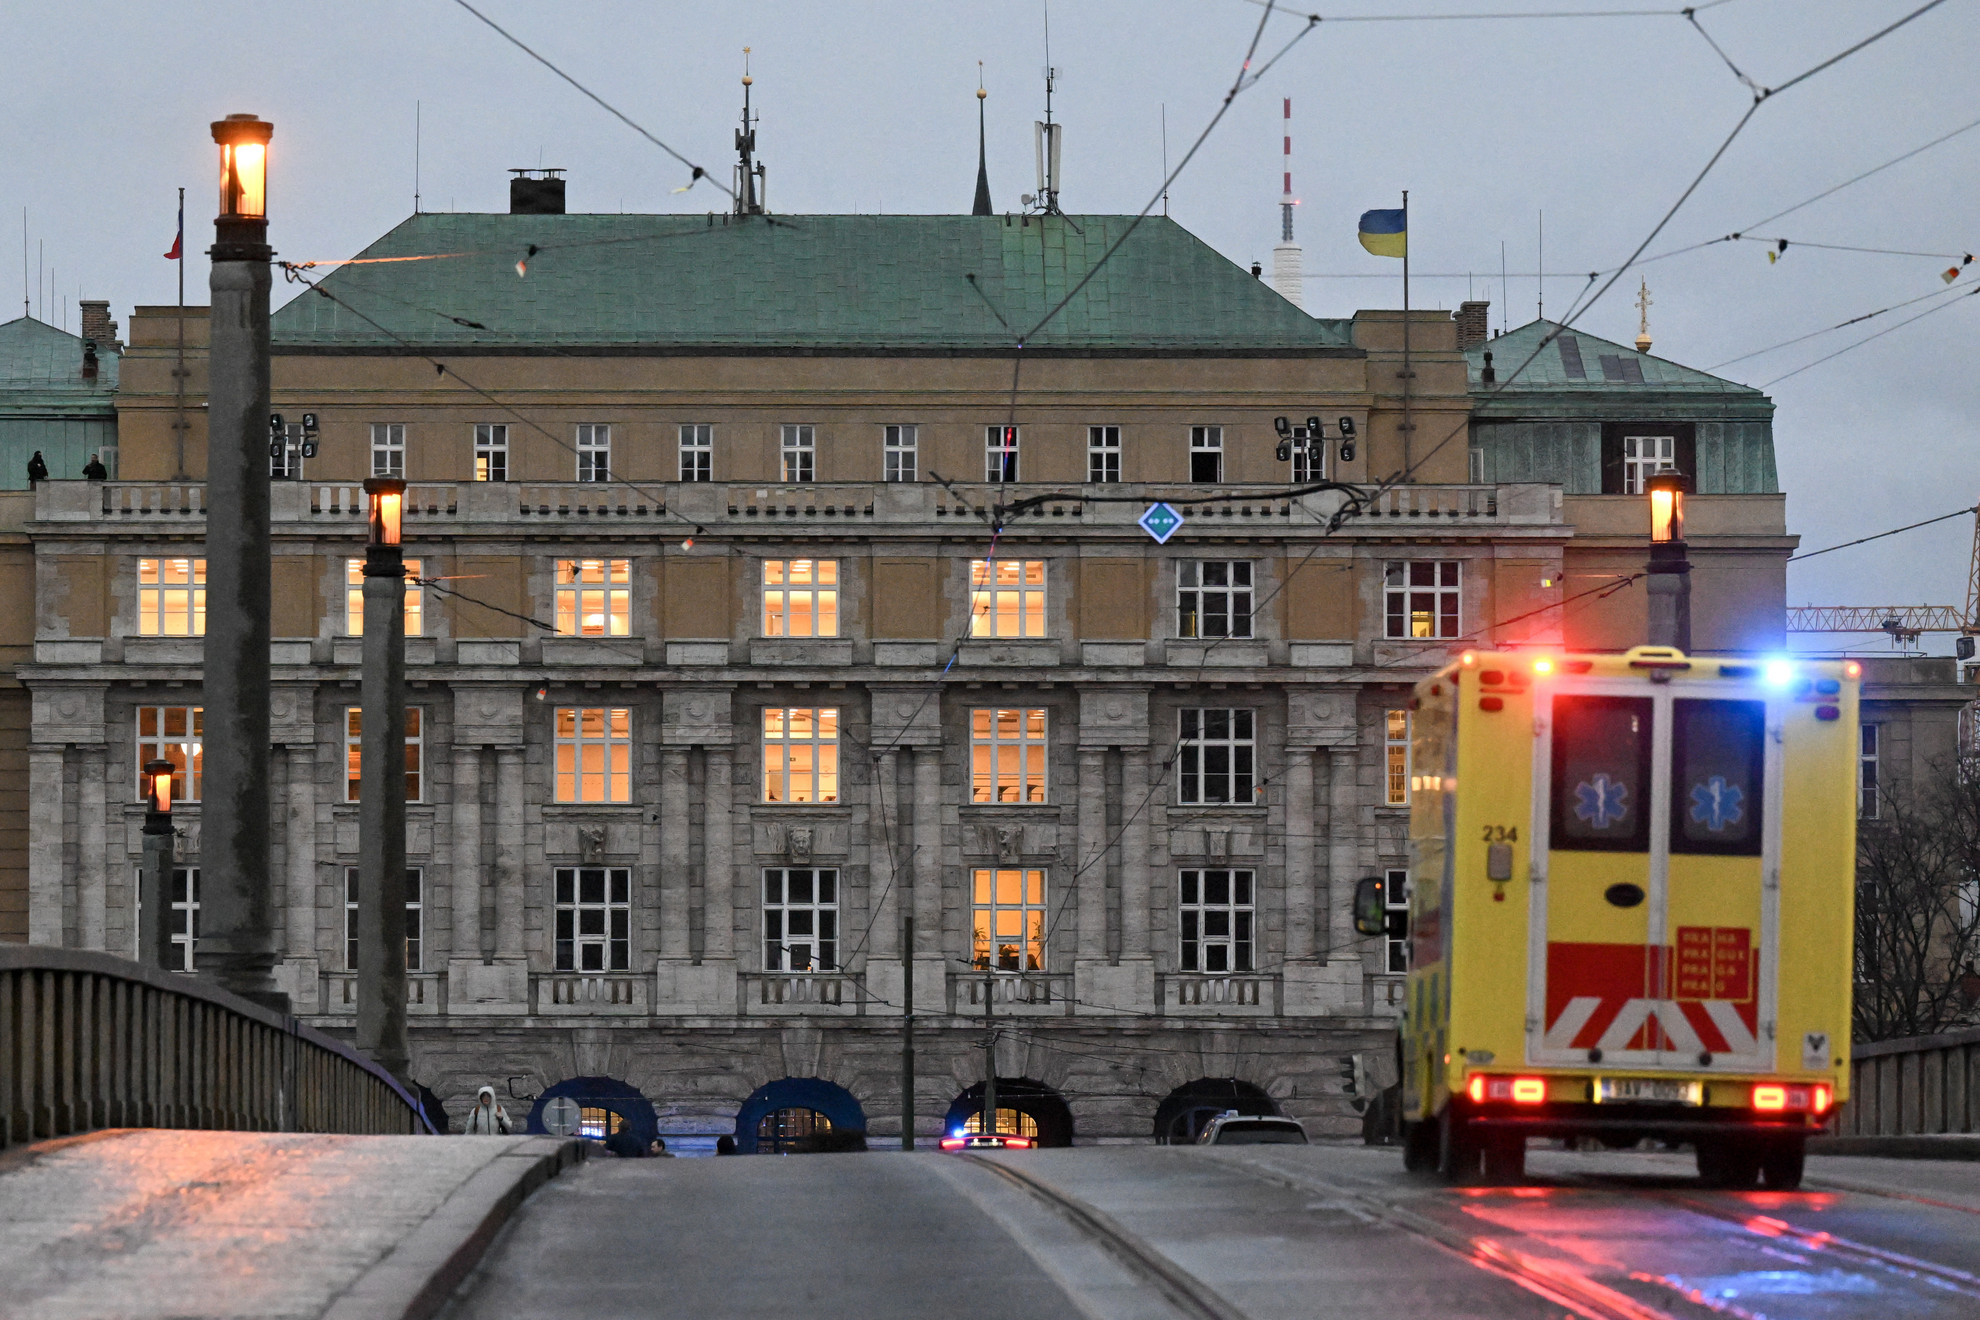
6, 184, 1807, 1146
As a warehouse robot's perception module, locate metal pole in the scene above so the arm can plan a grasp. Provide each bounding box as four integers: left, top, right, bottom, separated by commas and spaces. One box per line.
982, 972, 997, 1137
139, 787, 175, 970
901, 910, 915, 1151
1400, 189, 1413, 481
357, 495, 411, 1080
1646, 542, 1692, 651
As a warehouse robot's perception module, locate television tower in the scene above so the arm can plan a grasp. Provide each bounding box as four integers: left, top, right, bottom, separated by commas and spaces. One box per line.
1271, 98, 1304, 309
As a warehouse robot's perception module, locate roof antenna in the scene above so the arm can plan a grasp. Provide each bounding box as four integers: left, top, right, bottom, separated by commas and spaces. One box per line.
1270, 98, 1303, 309
735, 48, 766, 217
1032, 1, 1062, 215
414, 100, 422, 215
972, 63, 993, 216
1160, 103, 1169, 217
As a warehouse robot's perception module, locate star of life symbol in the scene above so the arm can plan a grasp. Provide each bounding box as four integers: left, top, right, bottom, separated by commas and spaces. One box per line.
1689, 776, 1744, 831
1138, 502, 1184, 544
1573, 774, 1629, 830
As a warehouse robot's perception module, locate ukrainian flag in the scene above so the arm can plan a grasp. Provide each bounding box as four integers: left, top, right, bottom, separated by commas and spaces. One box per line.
1357, 208, 1407, 258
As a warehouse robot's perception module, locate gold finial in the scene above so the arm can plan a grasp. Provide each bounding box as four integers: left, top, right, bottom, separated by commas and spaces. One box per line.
743, 47, 753, 86
978, 60, 987, 98
1634, 278, 1653, 354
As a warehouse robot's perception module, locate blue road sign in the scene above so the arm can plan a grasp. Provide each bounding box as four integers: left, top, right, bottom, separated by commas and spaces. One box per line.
1139, 502, 1184, 544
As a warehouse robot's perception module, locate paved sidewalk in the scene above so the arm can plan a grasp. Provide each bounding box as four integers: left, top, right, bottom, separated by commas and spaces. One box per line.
0, 1129, 557, 1320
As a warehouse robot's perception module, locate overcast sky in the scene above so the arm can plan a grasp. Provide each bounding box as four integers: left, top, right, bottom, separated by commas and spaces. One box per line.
5, 0, 1973, 651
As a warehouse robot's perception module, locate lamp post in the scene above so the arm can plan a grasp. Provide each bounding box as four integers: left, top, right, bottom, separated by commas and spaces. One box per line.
357, 477, 411, 1080
138, 759, 177, 970
199, 113, 284, 1008
1646, 469, 1692, 651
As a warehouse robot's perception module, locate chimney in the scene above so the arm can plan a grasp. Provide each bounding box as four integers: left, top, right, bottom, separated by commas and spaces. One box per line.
1454, 301, 1490, 351
509, 169, 567, 215
78, 300, 121, 352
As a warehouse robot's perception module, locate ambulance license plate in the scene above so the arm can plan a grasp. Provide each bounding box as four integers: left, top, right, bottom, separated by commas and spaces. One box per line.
1597, 1078, 1701, 1106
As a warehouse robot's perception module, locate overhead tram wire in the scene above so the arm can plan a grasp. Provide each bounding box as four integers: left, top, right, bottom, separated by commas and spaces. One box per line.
1708, 280, 1978, 371
1786, 504, 1979, 565
1236, 0, 1741, 20
1761, 282, 1980, 387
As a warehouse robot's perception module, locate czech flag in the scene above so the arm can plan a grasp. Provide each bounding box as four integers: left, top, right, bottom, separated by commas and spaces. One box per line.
1357, 208, 1407, 258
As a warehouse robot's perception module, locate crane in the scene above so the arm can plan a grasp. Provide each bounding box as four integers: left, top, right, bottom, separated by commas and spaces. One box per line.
1785, 504, 1980, 650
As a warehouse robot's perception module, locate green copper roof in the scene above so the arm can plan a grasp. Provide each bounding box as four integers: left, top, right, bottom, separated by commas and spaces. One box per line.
272, 212, 1355, 353
1467, 319, 1770, 418
0, 316, 119, 395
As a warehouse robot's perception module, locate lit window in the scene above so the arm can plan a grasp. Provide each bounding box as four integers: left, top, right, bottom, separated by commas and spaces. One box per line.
575, 424, 611, 482
763, 868, 838, 972
344, 706, 424, 803
758, 1107, 831, 1153
580, 1107, 625, 1140
781, 425, 815, 483
963, 1108, 1039, 1138
137, 706, 202, 801
1622, 434, 1675, 495
555, 708, 632, 804
474, 424, 508, 482
1383, 560, 1461, 639
972, 868, 1046, 970
370, 423, 405, 478
1178, 709, 1254, 805
138, 558, 205, 636
1860, 724, 1880, 820
554, 866, 631, 971
762, 559, 838, 637
985, 425, 1019, 482
344, 865, 423, 971
762, 707, 839, 803
970, 559, 1046, 638
1179, 869, 1253, 972
680, 424, 712, 482
1087, 426, 1120, 483
971, 708, 1048, 804
1383, 868, 1410, 973
1178, 561, 1253, 639
1385, 710, 1411, 807
884, 425, 917, 483
1189, 426, 1223, 483
555, 559, 632, 637
345, 558, 424, 636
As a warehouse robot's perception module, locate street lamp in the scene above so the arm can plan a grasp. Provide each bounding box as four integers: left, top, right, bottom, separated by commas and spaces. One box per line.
139, 759, 177, 970
213, 113, 272, 246
1645, 469, 1692, 651
356, 476, 411, 1080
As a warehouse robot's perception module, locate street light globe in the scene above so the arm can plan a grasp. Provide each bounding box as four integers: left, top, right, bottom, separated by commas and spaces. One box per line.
364, 476, 407, 547
144, 758, 176, 815
211, 114, 273, 221
1646, 469, 1689, 544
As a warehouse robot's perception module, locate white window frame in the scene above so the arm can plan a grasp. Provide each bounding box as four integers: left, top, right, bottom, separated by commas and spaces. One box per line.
971, 708, 1049, 805
370, 423, 405, 478
972, 868, 1047, 971
170, 866, 199, 971
1384, 560, 1462, 639
344, 706, 424, 804
985, 425, 1020, 483
554, 866, 631, 972
473, 424, 508, 482
1383, 867, 1410, 973
1860, 723, 1880, 820
345, 558, 424, 637
1179, 868, 1254, 973
762, 707, 840, 804
761, 559, 839, 638
555, 558, 632, 637
1178, 709, 1255, 806
781, 425, 815, 483
137, 706, 202, 802
344, 865, 423, 972
1189, 425, 1223, 483
555, 708, 633, 804
1622, 434, 1676, 496
1087, 426, 1121, 483
884, 424, 917, 483
138, 557, 206, 637
1294, 423, 1326, 483
575, 423, 611, 483
1177, 561, 1253, 639
763, 867, 840, 972
1385, 709, 1411, 807
969, 559, 1047, 638
680, 424, 713, 482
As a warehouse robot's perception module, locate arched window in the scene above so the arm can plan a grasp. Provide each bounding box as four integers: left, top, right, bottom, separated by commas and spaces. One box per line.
757, 1107, 832, 1153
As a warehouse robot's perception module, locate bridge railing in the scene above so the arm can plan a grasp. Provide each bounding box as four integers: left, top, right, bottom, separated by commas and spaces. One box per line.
1835, 1024, 1980, 1138
0, 946, 433, 1149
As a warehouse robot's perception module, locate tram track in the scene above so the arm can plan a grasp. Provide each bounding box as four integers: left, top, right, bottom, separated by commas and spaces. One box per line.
1654, 1193, 1980, 1302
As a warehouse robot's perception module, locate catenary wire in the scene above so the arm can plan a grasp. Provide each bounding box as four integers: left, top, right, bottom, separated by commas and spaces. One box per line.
1762, 282, 1980, 387
1786, 504, 1978, 565
1708, 280, 1976, 370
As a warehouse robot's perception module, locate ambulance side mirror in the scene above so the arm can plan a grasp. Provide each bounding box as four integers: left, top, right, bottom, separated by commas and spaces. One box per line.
1353, 877, 1389, 937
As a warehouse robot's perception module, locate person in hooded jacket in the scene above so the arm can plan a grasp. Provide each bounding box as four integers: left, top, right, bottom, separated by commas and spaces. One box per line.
462, 1085, 512, 1135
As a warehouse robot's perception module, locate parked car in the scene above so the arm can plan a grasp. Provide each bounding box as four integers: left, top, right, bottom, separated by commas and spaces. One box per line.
1196, 1113, 1309, 1146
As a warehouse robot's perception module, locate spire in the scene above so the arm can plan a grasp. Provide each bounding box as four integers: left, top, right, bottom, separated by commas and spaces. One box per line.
972, 68, 993, 216
1635, 278, 1654, 354
734, 48, 765, 216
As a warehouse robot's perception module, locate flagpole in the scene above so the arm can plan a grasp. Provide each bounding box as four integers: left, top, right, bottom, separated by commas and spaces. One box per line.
1400, 189, 1412, 481
174, 187, 187, 479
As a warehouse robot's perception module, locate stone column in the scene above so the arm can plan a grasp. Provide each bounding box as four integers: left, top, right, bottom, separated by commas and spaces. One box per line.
1075, 748, 1107, 964
912, 747, 942, 958
659, 748, 691, 960
868, 750, 900, 962
77, 748, 107, 950
274, 744, 320, 1011
1284, 747, 1316, 962
451, 745, 483, 961
1119, 748, 1151, 960
1327, 746, 1362, 962
704, 747, 735, 961
493, 746, 525, 961
27, 749, 66, 946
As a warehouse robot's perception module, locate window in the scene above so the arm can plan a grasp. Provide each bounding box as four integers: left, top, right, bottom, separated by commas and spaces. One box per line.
1384, 561, 1461, 639
574, 424, 611, 482
344, 707, 424, 803
1383, 868, 1410, 973
343, 866, 423, 971
1087, 426, 1120, 483
758, 1108, 832, 1153
985, 425, 1019, 483
474, 424, 508, 482
763, 868, 838, 971
971, 708, 1048, 804
884, 425, 917, 483
1190, 426, 1223, 483
555, 559, 632, 637
170, 867, 198, 972
679, 424, 712, 482
762, 560, 838, 637
1179, 869, 1254, 972
345, 558, 424, 636
1860, 724, 1880, 819
138, 558, 205, 636
781, 425, 815, 483
137, 706, 202, 802
581, 1108, 626, 1140
972, 868, 1046, 970
969, 559, 1046, 638
1293, 423, 1325, 483
555, 708, 632, 804
1178, 709, 1255, 805
1669, 698, 1765, 857
762, 707, 839, 803
1467, 444, 1485, 485
1549, 695, 1653, 852
370, 423, 405, 478
1385, 710, 1411, 807
963, 1109, 1039, 1138
1177, 561, 1253, 639
553, 866, 631, 972
1622, 434, 1675, 495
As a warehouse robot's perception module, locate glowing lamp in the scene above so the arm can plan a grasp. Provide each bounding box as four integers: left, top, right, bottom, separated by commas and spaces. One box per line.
364, 477, 406, 548
143, 758, 175, 815
1843, 661, 1861, 680
1531, 657, 1555, 677
1751, 1084, 1788, 1112
1646, 470, 1689, 544
212, 114, 273, 221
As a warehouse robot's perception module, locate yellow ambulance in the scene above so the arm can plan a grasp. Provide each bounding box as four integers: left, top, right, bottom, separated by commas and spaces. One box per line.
1357, 646, 1858, 1189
